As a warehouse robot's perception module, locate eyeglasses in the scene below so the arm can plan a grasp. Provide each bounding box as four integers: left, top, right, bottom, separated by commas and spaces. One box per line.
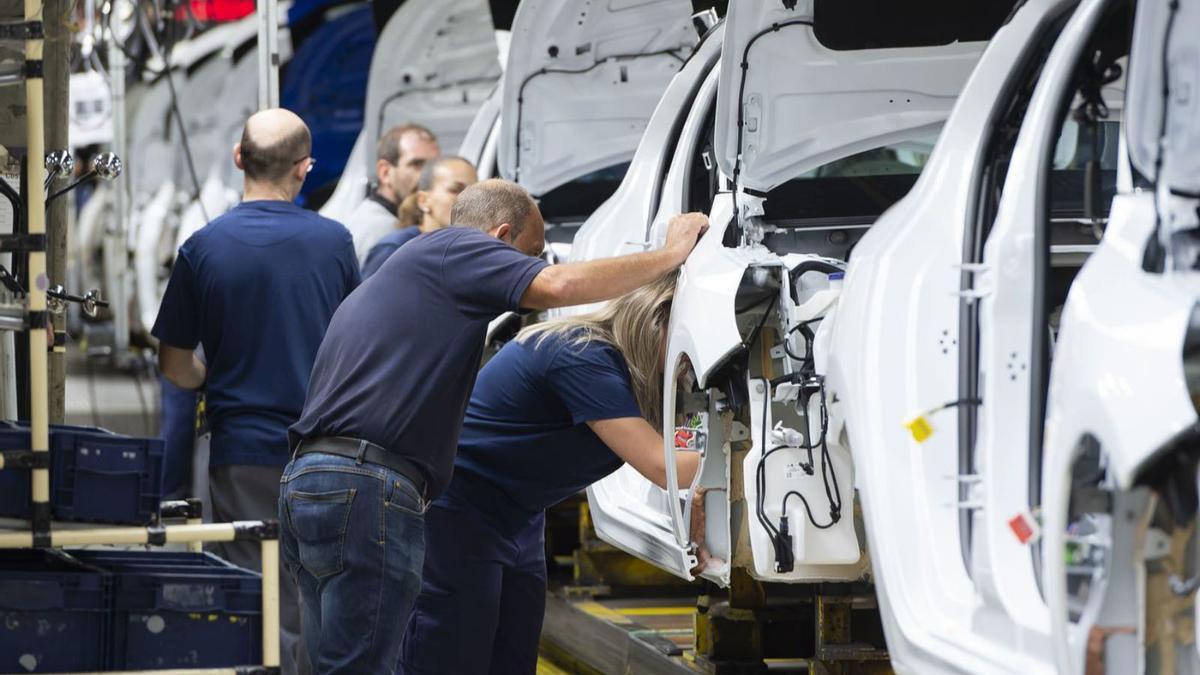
293, 156, 316, 174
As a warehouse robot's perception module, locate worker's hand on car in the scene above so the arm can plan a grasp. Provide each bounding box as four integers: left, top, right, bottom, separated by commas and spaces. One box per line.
664, 212, 709, 264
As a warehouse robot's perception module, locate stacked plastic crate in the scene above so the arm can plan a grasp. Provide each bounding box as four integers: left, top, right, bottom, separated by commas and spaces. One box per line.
0, 425, 270, 673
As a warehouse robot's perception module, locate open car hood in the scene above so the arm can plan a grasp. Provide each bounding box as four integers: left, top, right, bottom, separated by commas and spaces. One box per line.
362, 0, 502, 175
497, 0, 696, 196
715, 1, 986, 194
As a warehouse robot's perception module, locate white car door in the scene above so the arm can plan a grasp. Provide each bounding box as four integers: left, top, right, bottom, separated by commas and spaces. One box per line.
497, 0, 696, 245
1041, 0, 1200, 673
824, 0, 1146, 671
362, 0, 502, 175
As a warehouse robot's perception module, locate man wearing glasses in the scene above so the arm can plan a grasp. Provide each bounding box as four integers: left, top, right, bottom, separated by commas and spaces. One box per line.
153, 108, 359, 675
346, 123, 440, 265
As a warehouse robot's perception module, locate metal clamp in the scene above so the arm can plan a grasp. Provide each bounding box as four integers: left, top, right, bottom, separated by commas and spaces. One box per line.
234, 519, 280, 541
0, 233, 46, 253
46, 285, 108, 317
160, 498, 204, 520
22, 59, 43, 79
0, 21, 44, 40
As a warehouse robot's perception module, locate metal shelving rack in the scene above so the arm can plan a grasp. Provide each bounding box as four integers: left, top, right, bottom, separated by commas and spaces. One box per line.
0, 3, 281, 673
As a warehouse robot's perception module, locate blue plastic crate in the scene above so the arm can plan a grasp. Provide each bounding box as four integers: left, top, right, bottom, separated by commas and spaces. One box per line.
70, 550, 262, 670
0, 550, 109, 673
0, 422, 164, 524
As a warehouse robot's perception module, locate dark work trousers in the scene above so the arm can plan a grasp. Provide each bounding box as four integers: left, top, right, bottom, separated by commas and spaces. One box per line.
209, 464, 308, 675
398, 497, 547, 675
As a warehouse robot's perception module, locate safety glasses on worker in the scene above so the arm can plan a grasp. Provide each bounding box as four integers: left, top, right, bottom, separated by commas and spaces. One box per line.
293, 155, 316, 174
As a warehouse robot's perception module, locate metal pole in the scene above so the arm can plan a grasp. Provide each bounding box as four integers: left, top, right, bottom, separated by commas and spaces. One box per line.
0, 520, 271, 548
45, 0, 69, 423
24, 0, 51, 546
256, 0, 280, 110
107, 36, 129, 360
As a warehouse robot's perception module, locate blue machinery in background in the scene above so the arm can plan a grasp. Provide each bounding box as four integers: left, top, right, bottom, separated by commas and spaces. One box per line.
282, 2, 378, 207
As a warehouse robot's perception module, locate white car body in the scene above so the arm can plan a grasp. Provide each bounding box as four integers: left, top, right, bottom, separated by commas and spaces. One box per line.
574, 0, 987, 587
824, 0, 1200, 671
471, 0, 698, 343
321, 0, 503, 224
488, 0, 695, 255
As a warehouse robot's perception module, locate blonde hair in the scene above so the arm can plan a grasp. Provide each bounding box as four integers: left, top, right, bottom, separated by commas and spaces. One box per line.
517, 272, 678, 428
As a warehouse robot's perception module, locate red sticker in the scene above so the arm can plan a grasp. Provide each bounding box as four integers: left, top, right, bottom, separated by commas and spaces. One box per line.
1008, 513, 1036, 544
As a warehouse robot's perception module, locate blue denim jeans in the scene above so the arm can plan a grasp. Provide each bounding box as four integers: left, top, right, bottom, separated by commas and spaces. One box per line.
279, 452, 428, 674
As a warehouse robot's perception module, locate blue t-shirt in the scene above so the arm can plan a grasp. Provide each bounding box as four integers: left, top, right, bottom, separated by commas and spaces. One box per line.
152, 200, 360, 466
447, 332, 643, 531
289, 226, 549, 498
361, 226, 420, 279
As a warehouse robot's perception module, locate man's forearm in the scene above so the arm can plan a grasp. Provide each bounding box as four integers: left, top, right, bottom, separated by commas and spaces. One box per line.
524, 248, 681, 309
159, 346, 208, 391
166, 356, 206, 390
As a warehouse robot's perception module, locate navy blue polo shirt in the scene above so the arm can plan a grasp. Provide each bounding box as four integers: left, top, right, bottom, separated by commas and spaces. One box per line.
152, 200, 360, 466
289, 226, 548, 499
360, 226, 420, 279
447, 332, 643, 531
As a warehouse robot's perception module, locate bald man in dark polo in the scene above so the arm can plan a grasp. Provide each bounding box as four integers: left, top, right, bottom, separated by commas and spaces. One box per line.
154, 108, 359, 675
281, 179, 707, 672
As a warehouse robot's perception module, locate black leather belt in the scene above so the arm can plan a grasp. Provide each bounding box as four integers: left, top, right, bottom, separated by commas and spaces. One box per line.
295, 436, 428, 499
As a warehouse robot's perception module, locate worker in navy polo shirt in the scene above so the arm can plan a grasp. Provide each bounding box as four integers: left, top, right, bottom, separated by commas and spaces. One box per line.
283, 178, 707, 673
399, 272, 703, 674
153, 108, 360, 675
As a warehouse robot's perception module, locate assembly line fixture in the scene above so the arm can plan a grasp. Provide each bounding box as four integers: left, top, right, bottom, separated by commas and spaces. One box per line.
0, 4, 282, 673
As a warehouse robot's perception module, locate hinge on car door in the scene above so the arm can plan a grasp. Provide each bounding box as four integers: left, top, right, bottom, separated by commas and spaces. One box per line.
952, 288, 991, 301
948, 474, 983, 510
738, 191, 767, 247
951, 262, 992, 301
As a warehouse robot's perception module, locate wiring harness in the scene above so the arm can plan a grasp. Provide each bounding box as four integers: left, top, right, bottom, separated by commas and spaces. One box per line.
753, 314, 842, 574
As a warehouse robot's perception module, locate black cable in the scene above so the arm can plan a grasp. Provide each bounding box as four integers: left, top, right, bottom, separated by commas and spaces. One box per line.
513, 48, 688, 182
787, 315, 826, 333
46, 170, 97, 204
756, 374, 844, 566
0, 175, 21, 236
375, 77, 502, 154
783, 340, 805, 362
781, 490, 835, 529
731, 20, 813, 238
932, 398, 983, 413
742, 295, 777, 349
157, 28, 209, 223
780, 378, 841, 530
784, 315, 825, 367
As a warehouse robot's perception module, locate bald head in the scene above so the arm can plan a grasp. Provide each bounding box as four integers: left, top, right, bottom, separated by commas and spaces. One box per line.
451, 179, 545, 256
237, 108, 312, 183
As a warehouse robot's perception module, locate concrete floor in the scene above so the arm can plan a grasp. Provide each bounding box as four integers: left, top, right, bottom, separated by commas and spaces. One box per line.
65, 365, 161, 437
